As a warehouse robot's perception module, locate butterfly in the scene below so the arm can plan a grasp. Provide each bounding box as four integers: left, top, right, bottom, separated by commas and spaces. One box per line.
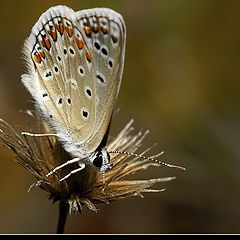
21, 5, 126, 180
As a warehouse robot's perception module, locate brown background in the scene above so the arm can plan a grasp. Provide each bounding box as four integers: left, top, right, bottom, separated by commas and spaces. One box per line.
0, 0, 240, 234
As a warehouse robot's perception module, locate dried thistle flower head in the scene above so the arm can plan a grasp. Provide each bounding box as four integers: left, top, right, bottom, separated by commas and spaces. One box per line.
0, 111, 183, 211
0, 111, 185, 232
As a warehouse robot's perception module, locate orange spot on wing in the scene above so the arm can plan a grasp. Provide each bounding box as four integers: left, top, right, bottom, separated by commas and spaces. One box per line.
39, 51, 45, 59
83, 26, 92, 38
48, 30, 57, 41
55, 23, 64, 35
33, 51, 44, 64
92, 23, 99, 33
41, 38, 51, 51
101, 26, 109, 34
66, 27, 74, 37
75, 38, 84, 50
85, 51, 92, 63
33, 54, 41, 64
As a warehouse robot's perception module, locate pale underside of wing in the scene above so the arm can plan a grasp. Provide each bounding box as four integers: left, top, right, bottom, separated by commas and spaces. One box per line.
21, 5, 126, 155
75, 7, 126, 151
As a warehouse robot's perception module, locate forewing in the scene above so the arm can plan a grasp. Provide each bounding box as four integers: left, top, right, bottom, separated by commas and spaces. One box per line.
21, 6, 96, 144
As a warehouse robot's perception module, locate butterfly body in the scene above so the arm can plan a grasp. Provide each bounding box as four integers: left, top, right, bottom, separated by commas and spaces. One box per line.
21, 5, 126, 174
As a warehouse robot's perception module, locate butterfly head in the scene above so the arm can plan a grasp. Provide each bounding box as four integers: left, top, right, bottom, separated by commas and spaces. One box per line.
89, 147, 112, 173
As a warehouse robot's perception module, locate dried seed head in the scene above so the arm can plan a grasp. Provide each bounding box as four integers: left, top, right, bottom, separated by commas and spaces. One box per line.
0, 110, 183, 214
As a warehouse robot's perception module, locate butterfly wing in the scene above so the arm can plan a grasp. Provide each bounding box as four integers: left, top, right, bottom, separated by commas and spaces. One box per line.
75, 8, 126, 151
21, 5, 126, 158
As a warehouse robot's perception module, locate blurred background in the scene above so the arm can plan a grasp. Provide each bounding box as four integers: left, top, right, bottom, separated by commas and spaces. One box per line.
0, 0, 240, 234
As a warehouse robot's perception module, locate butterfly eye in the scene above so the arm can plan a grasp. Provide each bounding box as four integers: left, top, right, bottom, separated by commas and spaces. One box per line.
92, 149, 110, 170
92, 155, 103, 168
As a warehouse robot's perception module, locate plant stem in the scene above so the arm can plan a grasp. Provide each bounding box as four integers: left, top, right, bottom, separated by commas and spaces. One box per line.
57, 200, 69, 234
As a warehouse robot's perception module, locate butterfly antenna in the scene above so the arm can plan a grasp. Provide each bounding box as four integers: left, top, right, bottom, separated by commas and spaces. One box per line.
109, 150, 186, 171
101, 172, 107, 193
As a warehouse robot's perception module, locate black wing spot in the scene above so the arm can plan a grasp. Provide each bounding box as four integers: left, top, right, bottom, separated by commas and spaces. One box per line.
45, 71, 52, 78
69, 47, 75, 55
67, 98, 71, 104
79, 67, 84, 75
108, 60, 113, 68
82, 110, 88, 118
101, 47, 108, 55
94, 42, 101, 50
86, 89, 92, 97
97, 74, 105, 83
58, 98, 63, 105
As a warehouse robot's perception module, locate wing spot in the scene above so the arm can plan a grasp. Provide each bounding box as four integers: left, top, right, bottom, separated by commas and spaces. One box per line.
97, 74, 105, 83
81, 107, 89, 119
85, 51, 92, 63
67, 98, 72, 104
33, 51, 45, 64
83, 26, 92, 38
101, 47, 108, 56
55, 17, 64, 35
83, 111, 88, 118
92, 23, 99, 33
75, 38, 84, 50
94, 42, 101, 50
101, 26, 109, 35
109, 60, 113, 68
48, 29, 57, 42
44, 70, 52, 79
79, 67, 84, 75
69, 47, 75, 55
85, 86, 92, 98
86, 89, 91, 97
58, 98, 63, 105
111, 35, 118, 44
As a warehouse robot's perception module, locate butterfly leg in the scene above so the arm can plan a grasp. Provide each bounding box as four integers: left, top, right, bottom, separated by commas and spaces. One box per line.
21, 132, 58, 137
46, 157, 80, 177
59, 163, 86, 182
